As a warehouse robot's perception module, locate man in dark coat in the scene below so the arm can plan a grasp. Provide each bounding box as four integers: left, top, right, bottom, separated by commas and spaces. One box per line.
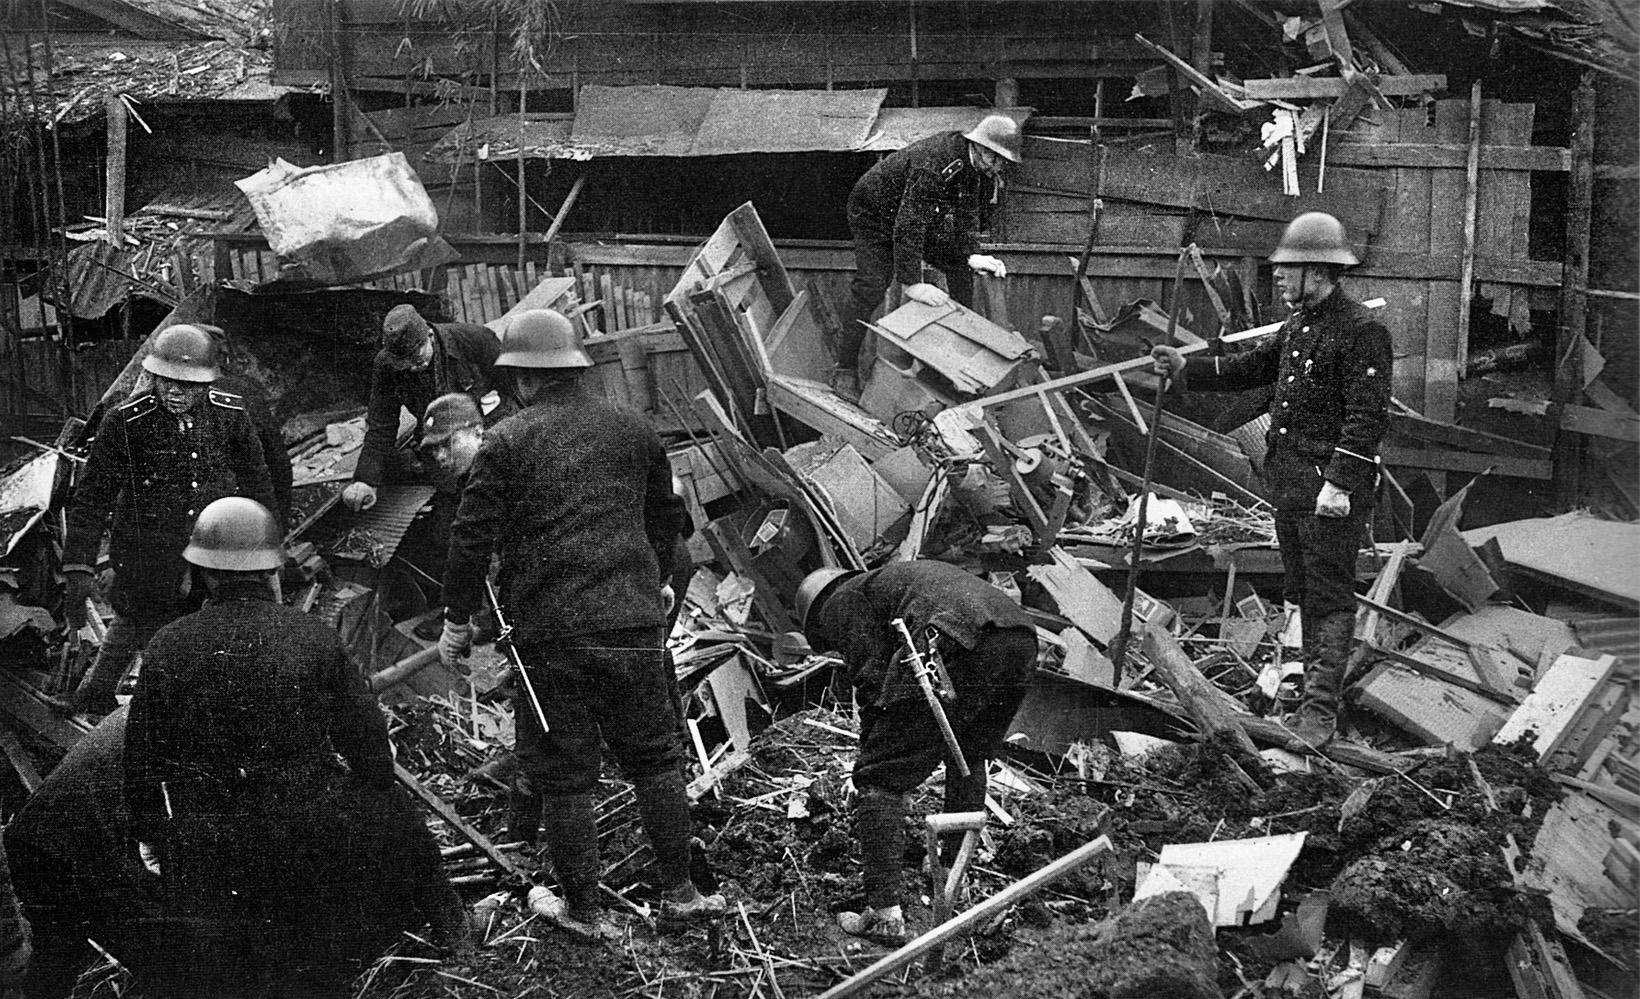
1152, 211, 1392, 746
795, 560, 1037, 944
53, 324, 276, 716
831, 115, 1021, 398
438, 309, 722, 942
342, 303, 505, 513
120, 497, 469, 997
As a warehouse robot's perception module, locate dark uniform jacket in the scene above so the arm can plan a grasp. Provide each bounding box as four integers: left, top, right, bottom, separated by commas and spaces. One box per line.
813, 561, 1032, 709
215, 374, 293, 525
1182, 288, 1392, 509
122, 585, 433, 981
63, 390, 276, 615
354, 322, 504, 487
848, 131, 990, 286
442, 390, 688, 640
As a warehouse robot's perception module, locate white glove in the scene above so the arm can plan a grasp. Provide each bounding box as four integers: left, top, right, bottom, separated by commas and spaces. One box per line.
1315, 481, 1352, 519
342, 482, 378, 512
439, 619, 474, 668
139, 841, 162, 876
1150, 345, 1186, 381
903, 282, 950, 307
660, 584, 676, 616
967, 254, 1007, 278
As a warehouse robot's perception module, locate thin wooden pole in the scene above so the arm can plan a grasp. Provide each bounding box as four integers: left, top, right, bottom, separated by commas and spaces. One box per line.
1455, 80, 1482, 371
542, 173, 587, 244
1553, 72, 1596, 508
516, 76, 528, 274
814, 835, 1114, 999
103, 95, 126, 247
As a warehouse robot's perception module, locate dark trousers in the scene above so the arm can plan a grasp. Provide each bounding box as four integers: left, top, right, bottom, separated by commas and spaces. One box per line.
837, 223, 973, 375
1272, 506, 1369, 622
70, 602, 186, 710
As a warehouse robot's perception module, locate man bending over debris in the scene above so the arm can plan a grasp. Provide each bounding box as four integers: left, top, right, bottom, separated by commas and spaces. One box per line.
1151, 211, 1392, 747
120, 497, 471, 996
438, 309, 724, 942
52, 324, 276, 716
831, 114, 1020, 400
795, 560, 1037, 944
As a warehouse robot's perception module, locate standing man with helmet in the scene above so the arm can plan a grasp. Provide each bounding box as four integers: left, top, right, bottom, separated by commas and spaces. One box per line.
122, 497, 470, 996
1151, 211, 1392, 746
341, 303, 504, 513
831, 114, 1021, 399
52, 324, 276, 716
437, 309, 722, 942
794, 560, 1036, 944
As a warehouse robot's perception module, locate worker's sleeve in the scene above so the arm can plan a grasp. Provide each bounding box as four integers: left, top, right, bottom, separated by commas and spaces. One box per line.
1180, 333, 1282, 393
891, 168, 942, 287
353, 362, 401, 488
325, 647, 395, 788
122, 650, 173, 844
228, 412, 277, 516
62, 413, 127, 569
643, 437, 687, 583
0, 833, 30, 989
1323, 318, 1394, 494
248, 395, 293, 524
441, 432, 509, 623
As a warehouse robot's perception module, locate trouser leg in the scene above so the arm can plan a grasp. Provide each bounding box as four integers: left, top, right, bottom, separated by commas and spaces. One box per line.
540, 792, 602, 916
838, 230, 894, 375
631, 766, 695, 893
855, 787, 908, 911
68, 609, 167, 712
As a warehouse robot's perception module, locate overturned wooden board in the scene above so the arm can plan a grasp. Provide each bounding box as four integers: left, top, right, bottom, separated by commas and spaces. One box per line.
790, 442, 908, 552
1493, 653, 1620, 761
1521, 792, 1636, 953
1357, 658, 1511, 752
766, 375, 901, 461
1026, 547, 1127, 646
1463, 512, 1640, 611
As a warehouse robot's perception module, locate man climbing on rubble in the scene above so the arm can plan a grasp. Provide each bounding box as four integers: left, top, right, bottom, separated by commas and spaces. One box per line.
341, 302, 505, 513
831, 114, 1020, 400
119, 496, 472, 996
1150, 211, 1392, 748
437, 308, 724, 942
51, 324, 276, 716
795, 560, 1037, 944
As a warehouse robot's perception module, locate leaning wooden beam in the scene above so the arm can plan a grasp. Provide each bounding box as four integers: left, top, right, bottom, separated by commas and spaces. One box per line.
1141, 627, 1273, 786
395, 762, 532, 883
368, 646, 442, 693
813, 835, 1115, 999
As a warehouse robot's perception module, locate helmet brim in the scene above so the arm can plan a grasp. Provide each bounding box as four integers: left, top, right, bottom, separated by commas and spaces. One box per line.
1268, 248, 1360, 266
183, 545, 284, 571
142, 356, 218, 382
494, 351, 594, 369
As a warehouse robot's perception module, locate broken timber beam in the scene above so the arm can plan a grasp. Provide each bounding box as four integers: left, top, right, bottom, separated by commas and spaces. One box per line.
395, 762, 531, 883
1140, 626, 1272, 786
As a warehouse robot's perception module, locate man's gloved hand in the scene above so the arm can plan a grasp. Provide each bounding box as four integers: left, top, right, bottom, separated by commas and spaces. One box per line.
63, 570, 95, 629
967, 254, 1007, 279
660, 584, 676, 616
1315, 480, 1352, 518
1150, 344, 1186, 381
903, 282, 950, 307
341, 482, 378, 512
439, 618, 475, 668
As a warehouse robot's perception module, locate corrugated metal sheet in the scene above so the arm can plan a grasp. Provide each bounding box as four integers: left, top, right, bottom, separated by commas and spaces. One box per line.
334, 484, 437, 569
1574, 617, 1640, 672
430, 93, 1036, 163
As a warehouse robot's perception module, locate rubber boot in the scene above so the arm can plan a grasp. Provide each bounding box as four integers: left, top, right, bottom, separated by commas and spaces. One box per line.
1289, 611, 1352, 747
829, 367, 862, 404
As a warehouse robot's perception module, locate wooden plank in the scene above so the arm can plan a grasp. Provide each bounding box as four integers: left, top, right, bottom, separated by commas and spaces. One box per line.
1389, 409, 1550, 459
1554, 74, 1596, 508
1424, 100, 1469, 427
1494, 654, 1620, 762
1455, 82, 1483, 370
1560, 404, 1640, 443
765, 376, 899, 461
1242, 75, 1447, 100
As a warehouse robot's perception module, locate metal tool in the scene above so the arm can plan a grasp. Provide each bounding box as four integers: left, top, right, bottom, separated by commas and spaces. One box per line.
893, 617, 969, 779
485, 578, 550, 735
1109, 244, 1188, 674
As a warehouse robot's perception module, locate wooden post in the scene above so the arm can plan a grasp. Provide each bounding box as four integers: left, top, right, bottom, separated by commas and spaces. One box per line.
517, 76, 529, 274
1553, 72, 1596, 508
103, 96, 126, 247
328, 0, 349, 161
1455, 80, 1482, 371
1189, 0, 1215, 152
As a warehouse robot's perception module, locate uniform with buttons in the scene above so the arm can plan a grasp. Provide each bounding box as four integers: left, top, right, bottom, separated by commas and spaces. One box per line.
58, 389, 276, 713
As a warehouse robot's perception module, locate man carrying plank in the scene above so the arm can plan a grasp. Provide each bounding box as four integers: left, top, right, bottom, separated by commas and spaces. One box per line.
795, 561, 1036, 944
1151, 211, 1393, 747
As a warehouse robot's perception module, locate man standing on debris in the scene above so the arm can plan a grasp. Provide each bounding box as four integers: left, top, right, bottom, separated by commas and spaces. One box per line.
437, 309, 724, 941
53, 324, 276, 716
1151, 211, 1392, 746
795, 560, 1037, 944
121, 497, 471, 995
831, 114, 1021, 399
341, 303, 504, 513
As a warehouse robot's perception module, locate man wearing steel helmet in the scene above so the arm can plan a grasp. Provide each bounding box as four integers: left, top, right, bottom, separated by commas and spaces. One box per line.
118, 498, 471, 996
52, 324, 276, 717
831, 114, 1021, 399
342, 303, 505, 513
438, 309, 722, 942
1151, 212, 1392, 747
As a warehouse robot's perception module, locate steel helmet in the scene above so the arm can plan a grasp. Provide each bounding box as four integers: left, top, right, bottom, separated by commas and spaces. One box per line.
142, 324, 220, 383
183, 497, 285, 571
795, 567, 861, 635
422, 392, 483, 446
495, 309, 593, 369
1269, 211, 1359, 267
963, 114, 1022, 165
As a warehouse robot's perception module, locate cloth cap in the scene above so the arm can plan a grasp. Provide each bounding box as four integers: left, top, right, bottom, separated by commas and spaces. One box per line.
382, 304, 431, 361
